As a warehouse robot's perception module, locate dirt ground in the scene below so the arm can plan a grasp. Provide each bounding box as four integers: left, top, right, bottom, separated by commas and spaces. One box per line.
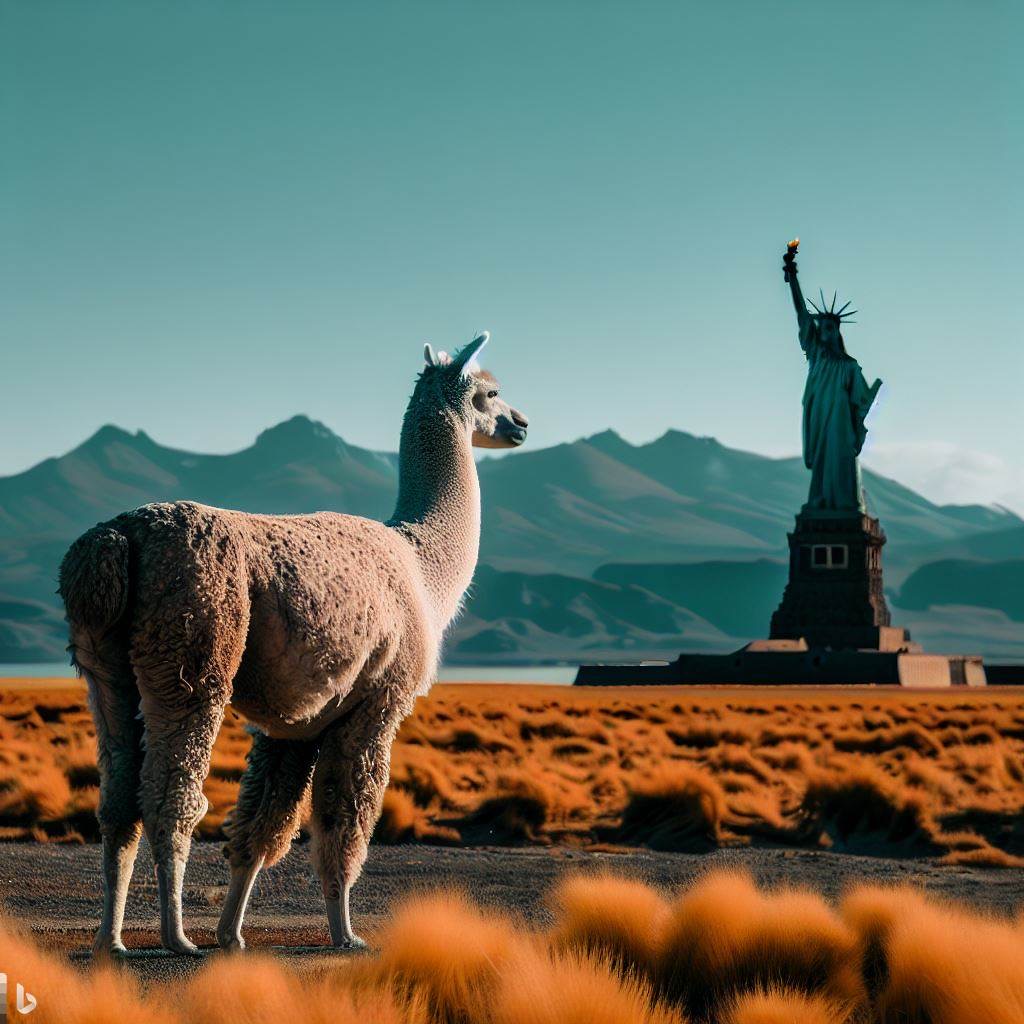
3, 839, 1023, 985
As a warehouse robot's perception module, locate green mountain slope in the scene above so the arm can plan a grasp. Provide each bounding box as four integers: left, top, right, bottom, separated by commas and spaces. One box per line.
0, 417, 1019, 663
898, 560, 1024, 622
594, 559, 788, 639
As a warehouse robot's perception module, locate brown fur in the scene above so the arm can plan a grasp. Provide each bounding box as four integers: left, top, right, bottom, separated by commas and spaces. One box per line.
58, 334, 528, 954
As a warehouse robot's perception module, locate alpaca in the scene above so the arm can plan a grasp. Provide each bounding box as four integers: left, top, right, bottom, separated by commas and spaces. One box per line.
58, 332, 528, 956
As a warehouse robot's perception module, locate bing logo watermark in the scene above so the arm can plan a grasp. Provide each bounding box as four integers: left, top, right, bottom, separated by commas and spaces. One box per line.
0, 974, 37, 1018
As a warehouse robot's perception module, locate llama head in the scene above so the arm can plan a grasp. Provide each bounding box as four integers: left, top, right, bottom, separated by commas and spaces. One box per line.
420, 332, 529, 449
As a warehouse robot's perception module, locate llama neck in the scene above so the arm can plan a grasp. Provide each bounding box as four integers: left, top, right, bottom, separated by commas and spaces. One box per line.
389, 409, 480, 630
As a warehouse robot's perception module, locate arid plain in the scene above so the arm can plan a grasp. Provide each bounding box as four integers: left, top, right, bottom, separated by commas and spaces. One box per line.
4, 681, 1023, 864
2, 679, 1023, 1022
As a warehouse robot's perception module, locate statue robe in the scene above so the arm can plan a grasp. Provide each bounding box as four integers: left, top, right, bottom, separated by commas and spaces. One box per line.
799, 318, 877, 513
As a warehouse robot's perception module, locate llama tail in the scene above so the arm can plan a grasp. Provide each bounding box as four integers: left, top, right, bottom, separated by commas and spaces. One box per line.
59, 525, 130, 638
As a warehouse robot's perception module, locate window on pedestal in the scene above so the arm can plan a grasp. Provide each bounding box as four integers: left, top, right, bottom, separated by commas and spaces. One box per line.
810, 544, 848, 569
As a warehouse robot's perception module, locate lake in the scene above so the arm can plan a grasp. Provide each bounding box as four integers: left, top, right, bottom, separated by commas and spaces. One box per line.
0, 662, 577, 685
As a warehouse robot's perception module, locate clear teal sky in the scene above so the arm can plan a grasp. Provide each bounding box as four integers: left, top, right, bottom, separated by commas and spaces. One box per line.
2, 1, 1021, 510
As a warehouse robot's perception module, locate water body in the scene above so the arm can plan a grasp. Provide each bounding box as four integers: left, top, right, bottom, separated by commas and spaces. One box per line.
433, 665, 576, 685
0, 662, 77, 679
0, 662, 576, 685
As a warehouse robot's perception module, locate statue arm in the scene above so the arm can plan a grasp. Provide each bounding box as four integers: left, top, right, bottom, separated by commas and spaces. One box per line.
783, 248, 814, 350
789, 275, 811, 331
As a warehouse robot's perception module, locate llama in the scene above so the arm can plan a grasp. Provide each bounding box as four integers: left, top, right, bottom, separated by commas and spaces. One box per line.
58, 332, 528, 956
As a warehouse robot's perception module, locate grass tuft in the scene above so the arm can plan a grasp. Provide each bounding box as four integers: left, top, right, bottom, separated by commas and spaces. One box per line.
612, 767, 725, 851
721, 987, 852, 1024
657, 871, 864, 1020
841, 884, 1024, 1023
548, 872, 670, 975
492, 949, 688, 1024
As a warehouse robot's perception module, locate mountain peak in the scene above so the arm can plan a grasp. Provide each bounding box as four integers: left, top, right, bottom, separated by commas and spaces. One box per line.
583, 428, 628, 446
653, 428, 715, 446
582, 429, 635, 458
77, 424, 145, 452
253, 415, 348, 458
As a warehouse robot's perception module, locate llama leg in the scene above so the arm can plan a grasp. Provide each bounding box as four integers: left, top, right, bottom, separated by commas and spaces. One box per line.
217, 856, 262, 955
217, 731, 321, 951
77, 639, 144, 957
309, 694, 407, 949
127, 510, 249, 955
139, 696, 226, 955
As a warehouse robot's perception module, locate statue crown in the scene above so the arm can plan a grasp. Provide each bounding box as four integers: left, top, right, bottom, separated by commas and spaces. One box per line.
807, 289, 857, 324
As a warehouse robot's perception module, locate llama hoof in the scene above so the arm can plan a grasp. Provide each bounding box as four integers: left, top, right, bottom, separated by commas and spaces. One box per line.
216, 932, 246, 953
333, 934, 368, 952
164, 936, 204, 957
92, 936, 129, 959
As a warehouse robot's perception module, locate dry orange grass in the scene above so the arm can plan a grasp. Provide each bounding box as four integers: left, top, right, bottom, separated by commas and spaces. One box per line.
841, 884, 1024, 1023
3, 870, 1024, 1024
490, 951, 687, 1024
657, 871, 864, 1021
347, 892, 530, 1021
548, 872, 670, 975
721, 988, 850, 1024
0, 915, 169, 1024
2, 683, 1024, 864
181, 952, 409, 1024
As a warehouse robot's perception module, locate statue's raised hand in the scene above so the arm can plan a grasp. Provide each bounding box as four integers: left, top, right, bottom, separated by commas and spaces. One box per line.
783, 249, 798, 281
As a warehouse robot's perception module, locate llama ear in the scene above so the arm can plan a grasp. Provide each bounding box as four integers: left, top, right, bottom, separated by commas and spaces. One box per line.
423, 344, 452, 367
450, 331, 489, 376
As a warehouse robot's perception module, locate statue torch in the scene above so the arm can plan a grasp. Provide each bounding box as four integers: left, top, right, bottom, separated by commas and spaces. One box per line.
783, 237, 799, 282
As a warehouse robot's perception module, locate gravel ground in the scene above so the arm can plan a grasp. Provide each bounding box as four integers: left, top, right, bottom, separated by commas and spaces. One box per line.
3, 840, 1023, 984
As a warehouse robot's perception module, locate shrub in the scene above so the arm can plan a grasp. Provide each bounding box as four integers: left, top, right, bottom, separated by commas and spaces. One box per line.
722, 987, 852, 1024
612, 767, 725, 851
841, 884, 1024, 1024
493, 949, 687, 1024
657, 871, 864, 1021
548, 873, 669, 976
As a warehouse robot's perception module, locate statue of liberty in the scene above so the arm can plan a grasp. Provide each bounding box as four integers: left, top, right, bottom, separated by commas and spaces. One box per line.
782, 241, 882, 513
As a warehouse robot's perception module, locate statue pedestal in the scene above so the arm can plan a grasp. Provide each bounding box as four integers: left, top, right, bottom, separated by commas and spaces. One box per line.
573, 501, 991, 687
769, 511, 917, 651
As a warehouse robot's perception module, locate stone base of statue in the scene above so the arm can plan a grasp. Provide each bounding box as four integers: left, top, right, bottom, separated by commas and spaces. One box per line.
768, 510, 918, 652
572, 642, 986, 687
573, 509, 991, 687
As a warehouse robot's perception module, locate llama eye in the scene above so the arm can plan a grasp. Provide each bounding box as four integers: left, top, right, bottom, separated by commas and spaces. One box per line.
487, 391, 498, 399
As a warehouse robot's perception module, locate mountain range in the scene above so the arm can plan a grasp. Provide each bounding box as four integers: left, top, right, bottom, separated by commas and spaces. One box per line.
0, 415, 1020, 664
